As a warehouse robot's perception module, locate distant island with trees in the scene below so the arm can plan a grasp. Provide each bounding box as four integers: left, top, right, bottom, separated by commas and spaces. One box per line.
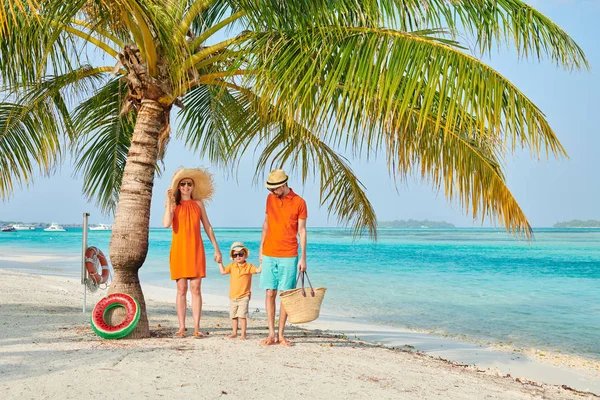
553, 220, 600, 228
378, 219, 455, 229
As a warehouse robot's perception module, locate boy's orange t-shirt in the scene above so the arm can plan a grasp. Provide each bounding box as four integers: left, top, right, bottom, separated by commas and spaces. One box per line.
262, 189, 308, 257
224, 262, 258, 299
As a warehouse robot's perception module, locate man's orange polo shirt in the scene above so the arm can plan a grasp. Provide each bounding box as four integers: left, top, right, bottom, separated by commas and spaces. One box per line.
263, 189, 307, 257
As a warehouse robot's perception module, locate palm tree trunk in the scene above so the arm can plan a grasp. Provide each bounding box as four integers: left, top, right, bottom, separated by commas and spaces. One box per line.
107, 99, 167, 339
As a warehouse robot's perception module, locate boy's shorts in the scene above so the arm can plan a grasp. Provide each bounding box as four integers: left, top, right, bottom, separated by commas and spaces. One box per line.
229, 295, 250, 319
259, 255, 298, 291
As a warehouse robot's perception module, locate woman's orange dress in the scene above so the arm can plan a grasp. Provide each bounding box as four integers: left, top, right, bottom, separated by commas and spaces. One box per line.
170, 199, 206, 280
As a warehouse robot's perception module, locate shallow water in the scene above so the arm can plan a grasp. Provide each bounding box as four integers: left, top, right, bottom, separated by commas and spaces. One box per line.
1, 227, 598, 360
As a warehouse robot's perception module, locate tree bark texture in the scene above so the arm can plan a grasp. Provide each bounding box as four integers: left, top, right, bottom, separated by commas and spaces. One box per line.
107, 99, 167, 338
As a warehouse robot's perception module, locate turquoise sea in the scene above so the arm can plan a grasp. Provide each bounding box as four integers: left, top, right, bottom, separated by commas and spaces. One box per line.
1, 228, 599, 361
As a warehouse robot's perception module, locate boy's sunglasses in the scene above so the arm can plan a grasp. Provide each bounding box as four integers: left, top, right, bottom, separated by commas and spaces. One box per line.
232, 252, 246, 258
179, 181, 193, 187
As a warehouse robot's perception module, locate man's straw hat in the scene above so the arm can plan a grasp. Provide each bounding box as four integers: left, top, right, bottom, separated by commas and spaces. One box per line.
170, 167, 214, 201
265, 169, 288, 189
230, 241, 250, 259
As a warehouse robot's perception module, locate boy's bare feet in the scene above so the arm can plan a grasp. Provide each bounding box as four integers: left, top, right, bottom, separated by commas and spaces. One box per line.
227, 333, 237, 339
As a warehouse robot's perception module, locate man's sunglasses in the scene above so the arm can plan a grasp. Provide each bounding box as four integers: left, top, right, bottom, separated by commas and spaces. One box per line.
232, 252, 246, 258
179, 181, 193, 187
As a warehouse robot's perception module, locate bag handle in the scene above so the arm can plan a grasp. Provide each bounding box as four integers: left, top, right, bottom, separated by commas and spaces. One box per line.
294, 271, 315, 298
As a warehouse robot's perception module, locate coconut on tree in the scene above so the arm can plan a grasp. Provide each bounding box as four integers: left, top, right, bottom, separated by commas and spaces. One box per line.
0, 0, 587, 337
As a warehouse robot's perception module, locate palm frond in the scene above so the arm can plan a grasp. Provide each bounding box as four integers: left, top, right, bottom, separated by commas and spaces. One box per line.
182, 80, 377, 236
0, 65, 107, 199
240, 26, 558, 234
234, 0, 587, 70
248, 28, 566, 158
72, 79, 134, 214
0, 0, 39, 38
384, 104, 532, 237
0, 100, 62, 199
0, 1, 78, 88
187, 0, 234, 40
176, 83, 242, 167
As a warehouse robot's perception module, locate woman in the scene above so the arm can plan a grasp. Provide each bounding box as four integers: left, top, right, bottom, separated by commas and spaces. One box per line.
163, 167, 222, 337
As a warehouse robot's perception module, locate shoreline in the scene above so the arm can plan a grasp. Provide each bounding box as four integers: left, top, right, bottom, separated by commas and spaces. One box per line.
2, 248, 600, 390
0, 269, 598, 399
2, 252, 599, 361
0, 260, 599, 395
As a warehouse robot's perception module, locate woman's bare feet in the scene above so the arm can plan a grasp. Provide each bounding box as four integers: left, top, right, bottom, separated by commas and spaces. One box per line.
227, 333, 237, 339
240, 334, 246, 340
278, 337, 292, 347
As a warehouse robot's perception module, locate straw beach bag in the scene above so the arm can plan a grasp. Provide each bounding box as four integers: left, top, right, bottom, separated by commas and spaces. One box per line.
280, 272, 326, 324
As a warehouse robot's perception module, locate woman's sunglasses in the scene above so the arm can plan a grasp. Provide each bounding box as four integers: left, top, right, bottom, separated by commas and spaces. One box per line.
179, 181, 193, 187
232, 252, 246, 258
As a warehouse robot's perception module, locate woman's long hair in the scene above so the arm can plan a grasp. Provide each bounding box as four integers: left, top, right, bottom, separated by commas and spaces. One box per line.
175, 188, 182, 206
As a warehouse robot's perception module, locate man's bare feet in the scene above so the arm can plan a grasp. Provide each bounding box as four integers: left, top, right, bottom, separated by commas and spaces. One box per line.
260, 336, 277, 345
227, 333, 237, 339
173, 329, 186, 338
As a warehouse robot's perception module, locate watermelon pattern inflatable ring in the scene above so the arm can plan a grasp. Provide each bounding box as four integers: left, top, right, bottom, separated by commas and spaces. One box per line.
91, 293, 140, 339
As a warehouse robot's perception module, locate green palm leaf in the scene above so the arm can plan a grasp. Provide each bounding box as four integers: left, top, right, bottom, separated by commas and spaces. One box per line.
0, 100, 62, 199
236, 0, 587, 69
180, 81, 377, 236
177, 83, 244, 168
238, 26, 562, 235
72, 78, 135, 214
0, 65, 108, 199
248, 27, 566, 156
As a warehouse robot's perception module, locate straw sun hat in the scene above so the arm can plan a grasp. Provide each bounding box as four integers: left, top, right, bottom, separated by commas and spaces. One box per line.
170, 167, 214, 201
230, 241, 250, 259
265, 169, 288, 189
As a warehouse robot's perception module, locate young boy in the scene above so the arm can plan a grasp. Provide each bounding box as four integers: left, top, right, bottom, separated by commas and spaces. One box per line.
218, 242, 261, 339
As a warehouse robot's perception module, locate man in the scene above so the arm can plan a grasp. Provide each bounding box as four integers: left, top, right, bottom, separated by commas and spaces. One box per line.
259, 169, 307, 346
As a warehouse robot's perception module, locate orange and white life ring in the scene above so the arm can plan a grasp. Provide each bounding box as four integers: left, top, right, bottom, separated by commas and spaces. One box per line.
85, 246, 110, 284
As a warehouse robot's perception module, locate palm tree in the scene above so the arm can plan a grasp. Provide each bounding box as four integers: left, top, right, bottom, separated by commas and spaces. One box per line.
0, 0, 587, 337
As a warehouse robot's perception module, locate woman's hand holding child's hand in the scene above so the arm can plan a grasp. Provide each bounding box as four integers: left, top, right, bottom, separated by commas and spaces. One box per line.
214, 250, 222, 263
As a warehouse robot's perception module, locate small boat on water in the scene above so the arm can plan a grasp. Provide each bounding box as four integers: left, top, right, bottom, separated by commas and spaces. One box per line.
44, 223, 66, 232
12, 224, 36, 230
1, 226, 16, 232
89, 223, 112, 231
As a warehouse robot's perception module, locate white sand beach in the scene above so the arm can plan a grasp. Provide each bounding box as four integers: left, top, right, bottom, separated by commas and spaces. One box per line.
0, 269, 598, 399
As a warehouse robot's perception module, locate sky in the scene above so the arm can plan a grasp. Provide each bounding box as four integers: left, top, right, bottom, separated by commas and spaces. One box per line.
0, 2, 599, 229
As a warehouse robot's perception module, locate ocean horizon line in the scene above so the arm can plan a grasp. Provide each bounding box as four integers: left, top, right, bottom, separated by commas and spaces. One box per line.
4, 224, 600, 230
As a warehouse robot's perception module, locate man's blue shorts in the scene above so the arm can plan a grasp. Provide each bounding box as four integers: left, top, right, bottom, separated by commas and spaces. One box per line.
259, 255, 298, 291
